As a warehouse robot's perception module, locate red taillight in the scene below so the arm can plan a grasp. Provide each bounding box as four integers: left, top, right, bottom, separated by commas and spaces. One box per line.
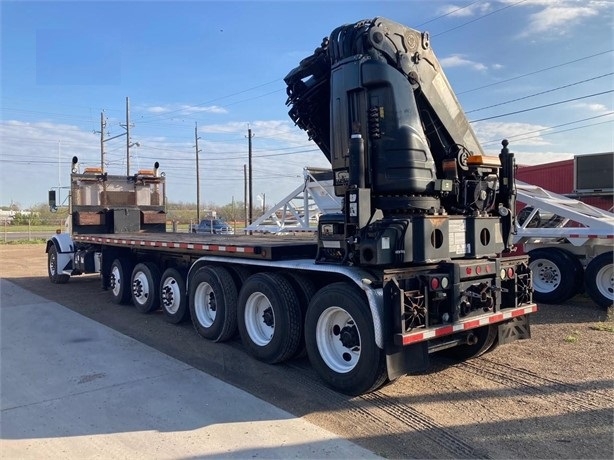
476, 265, 482, 275
507, 267, 514, 278
431, 277, 440, 290
466, 267, 472, 275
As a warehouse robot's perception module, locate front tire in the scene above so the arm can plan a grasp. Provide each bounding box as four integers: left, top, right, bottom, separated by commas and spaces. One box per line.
48, 245, 70, 284
237, 273, 302, 364
305, 282, 387, 395
189, 266, 238, 342
585, 252, 614, 308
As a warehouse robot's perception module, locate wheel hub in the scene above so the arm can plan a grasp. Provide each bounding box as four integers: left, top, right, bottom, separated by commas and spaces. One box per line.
133, 279, 144, 297
161, 285, 173, 306
208, 292, 216, 311
339, 324, 359, 349
262, 307, 274, 327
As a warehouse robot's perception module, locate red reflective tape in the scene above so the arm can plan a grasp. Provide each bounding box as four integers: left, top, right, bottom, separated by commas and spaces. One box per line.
569, 234, 614, 239
74, 235, 255, 254
400, 304, 537, 345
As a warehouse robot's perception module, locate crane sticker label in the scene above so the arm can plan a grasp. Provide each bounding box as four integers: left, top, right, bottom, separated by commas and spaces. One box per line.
449, 219, 467, 255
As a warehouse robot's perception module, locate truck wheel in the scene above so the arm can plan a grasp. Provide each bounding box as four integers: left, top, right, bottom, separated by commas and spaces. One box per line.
110, 258, 133, 304
131, 262, 161, 313
189, 266, 238, 342
48, 245, 70, 284
528, 248, 578, 304
305, 282, 387, 395
160, 268, 189, 323
584, 252, 614, 308
286, 273, 317, 358
440, 325, 498, 361
237, 273, 302, 364
227, 265, 251, 290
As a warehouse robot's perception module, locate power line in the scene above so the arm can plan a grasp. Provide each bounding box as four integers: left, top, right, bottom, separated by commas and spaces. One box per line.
137, 79, 280, 122
457, 50, 614, 95
416, 1, 484, 27
469, 90, 614, 123
465, 72, 614, 114
480, 112, 614, 146
432, 0, 528, 37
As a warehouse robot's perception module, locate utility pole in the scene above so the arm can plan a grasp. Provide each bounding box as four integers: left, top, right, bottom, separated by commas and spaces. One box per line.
99, 112, 106, 172
247, 127, 254, 233
243, 164, 247, 234
125, 97, 131, 176
195, 123, 202, 222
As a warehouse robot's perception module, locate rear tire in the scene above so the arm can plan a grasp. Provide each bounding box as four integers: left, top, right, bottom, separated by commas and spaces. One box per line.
305, 282, 387, 395
585, 252, 614, 309
286, 273, 317, 358
189, 266, 238, 342
528, 248, 578, 304
440, 325, 498, 361
110, 258, 133, 304
131, 262, 161, 313
160, 268, 189, 323
237, 273, 302, 364
48, 245, 70, 284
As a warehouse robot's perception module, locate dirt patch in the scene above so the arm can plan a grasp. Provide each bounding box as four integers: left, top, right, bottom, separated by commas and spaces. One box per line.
2, 244, 613, 459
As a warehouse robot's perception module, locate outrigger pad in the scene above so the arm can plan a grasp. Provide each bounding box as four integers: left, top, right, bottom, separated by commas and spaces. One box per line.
498, 314, 531, 346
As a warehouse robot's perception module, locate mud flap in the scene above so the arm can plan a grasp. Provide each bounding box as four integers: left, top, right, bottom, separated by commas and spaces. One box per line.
498, 314, 531, 346
385, 341, 429, 381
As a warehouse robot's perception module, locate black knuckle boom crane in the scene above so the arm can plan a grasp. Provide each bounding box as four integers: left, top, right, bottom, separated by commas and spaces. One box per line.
47, 17, 536, 395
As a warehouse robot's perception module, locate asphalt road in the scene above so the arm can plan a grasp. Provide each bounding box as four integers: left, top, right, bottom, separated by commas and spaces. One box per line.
0, 231, 52, 242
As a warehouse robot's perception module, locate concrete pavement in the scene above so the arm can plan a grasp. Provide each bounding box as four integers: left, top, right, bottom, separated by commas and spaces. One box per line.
0, 279, 378, 459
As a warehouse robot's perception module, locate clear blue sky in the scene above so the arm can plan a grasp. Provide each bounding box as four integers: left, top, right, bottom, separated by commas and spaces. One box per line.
1, 0, 613, 209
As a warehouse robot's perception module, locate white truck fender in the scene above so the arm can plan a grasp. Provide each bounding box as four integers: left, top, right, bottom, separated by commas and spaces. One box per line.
46, 233, 76, 275
47, 232, 75, 254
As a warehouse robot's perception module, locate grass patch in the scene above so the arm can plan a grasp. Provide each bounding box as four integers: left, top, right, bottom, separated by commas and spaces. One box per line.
2, 225, 60, 232
589, 323, 614, 333
0, 238, 47, 245
564, 330, 581, 343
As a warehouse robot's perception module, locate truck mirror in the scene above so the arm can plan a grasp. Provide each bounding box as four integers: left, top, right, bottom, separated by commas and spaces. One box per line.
48, 190, 57, 212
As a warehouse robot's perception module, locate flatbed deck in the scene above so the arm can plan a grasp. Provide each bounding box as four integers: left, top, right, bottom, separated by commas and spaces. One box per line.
73, 232, 318, 261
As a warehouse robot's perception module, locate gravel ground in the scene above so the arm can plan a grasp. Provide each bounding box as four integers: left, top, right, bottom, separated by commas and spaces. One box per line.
1, 244, 613, 459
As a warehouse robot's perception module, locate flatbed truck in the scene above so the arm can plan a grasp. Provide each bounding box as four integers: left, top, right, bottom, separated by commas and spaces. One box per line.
47, 17, 536, 395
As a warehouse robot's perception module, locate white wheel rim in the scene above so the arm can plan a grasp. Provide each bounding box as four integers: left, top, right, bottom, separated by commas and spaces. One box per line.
194, 282, 216, 327
132, 270, 151, 306
316, 306, 361, 374
161, 277, 181, 314
111, 265, 122, 297
244, 292, 274, 346
595, 263, 614, 301
530, 258, 561, 293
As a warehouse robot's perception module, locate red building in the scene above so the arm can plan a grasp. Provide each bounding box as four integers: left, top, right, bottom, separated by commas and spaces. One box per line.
516, 153, 613, 212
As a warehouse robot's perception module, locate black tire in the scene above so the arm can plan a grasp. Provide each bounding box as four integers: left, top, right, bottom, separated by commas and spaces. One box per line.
528, 248, 579, 304
286, 273, 318, 358
48, 244, 70, 284
110, 258, 134, 304
305, 282, 387, 396
189, 266, 238, 342
584, 252, 614, 309
131, 262, 161, 313
440, 325, 498, 361
227, 265, 252, 290
237, 272, 302, 364
160, 268, 189, 323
